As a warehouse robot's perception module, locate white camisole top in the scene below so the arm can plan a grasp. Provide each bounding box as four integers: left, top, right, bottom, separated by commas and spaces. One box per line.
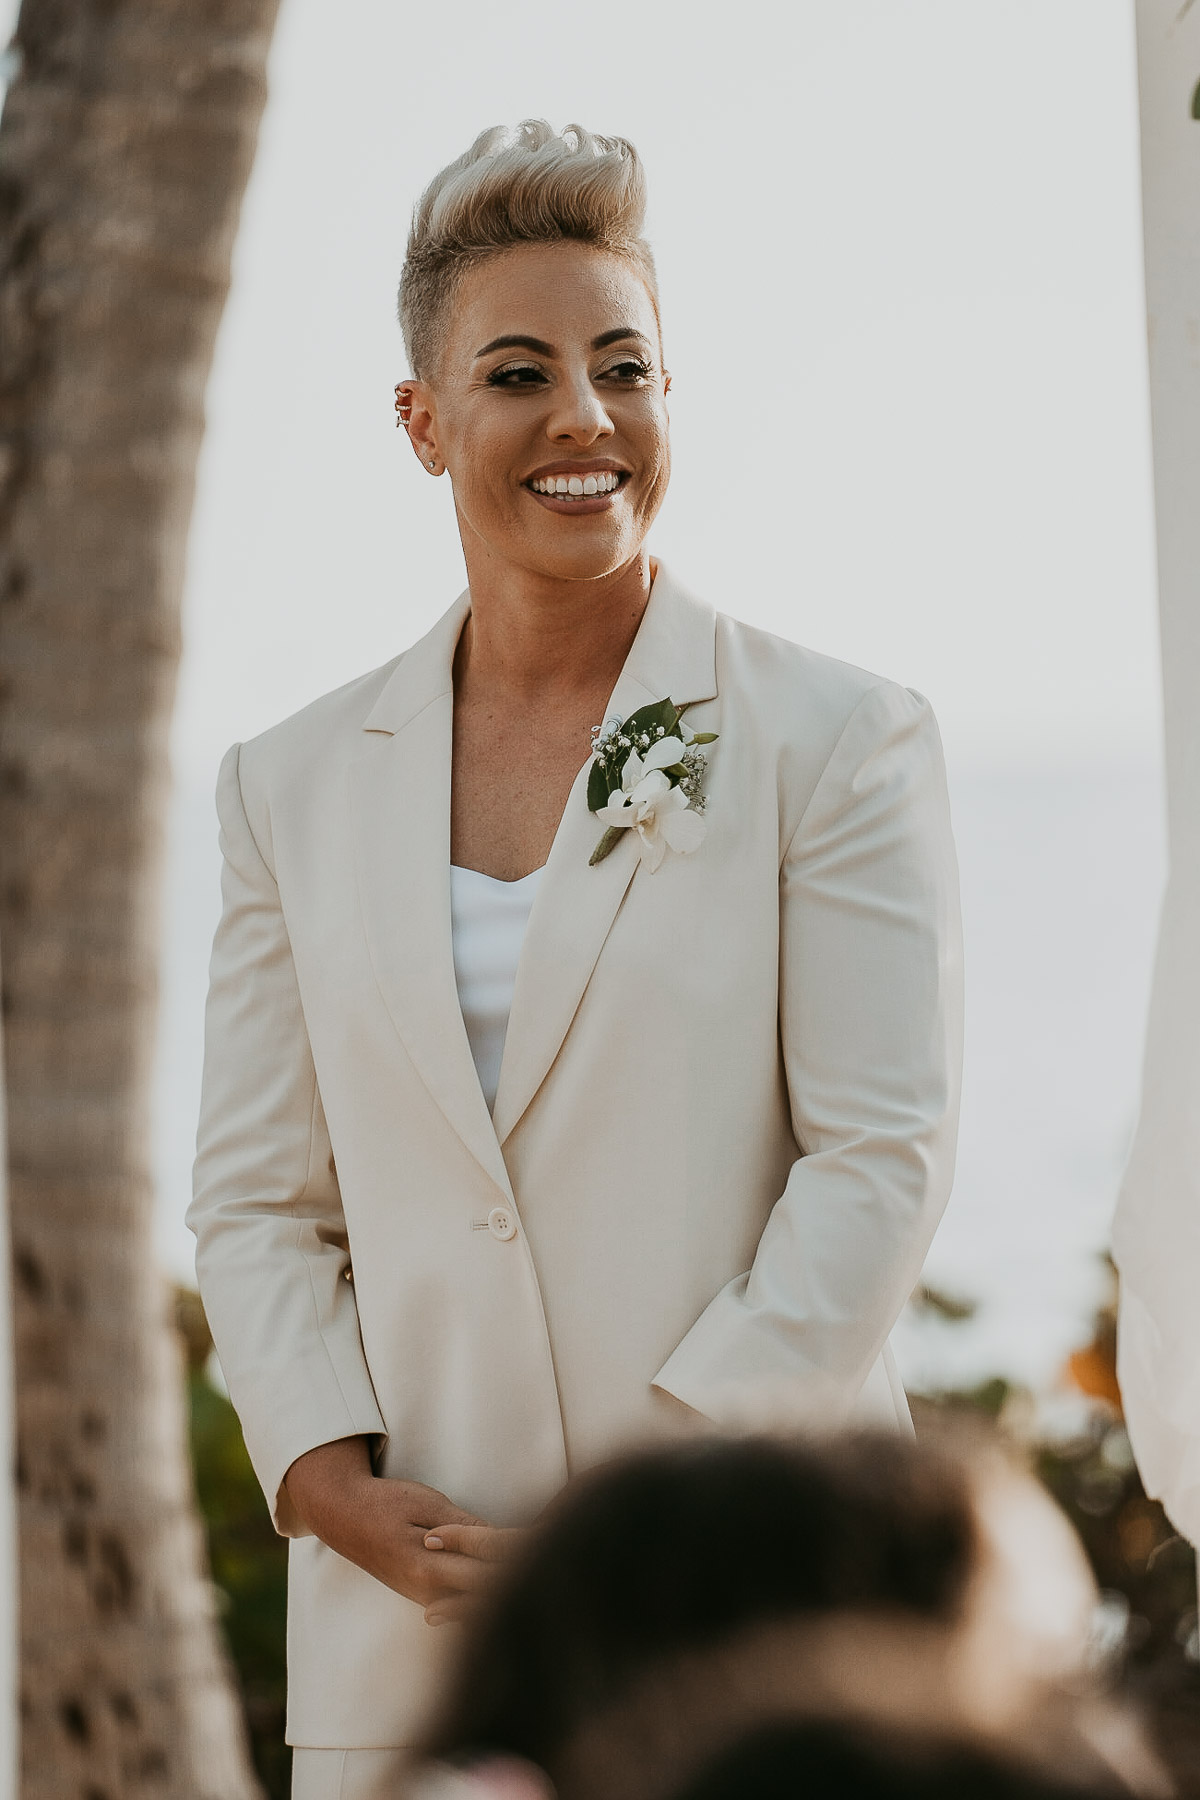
449, 863, 545, 1111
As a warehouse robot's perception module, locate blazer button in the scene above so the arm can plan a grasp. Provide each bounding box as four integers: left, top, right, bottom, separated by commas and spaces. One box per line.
487, 1206, 517, 1242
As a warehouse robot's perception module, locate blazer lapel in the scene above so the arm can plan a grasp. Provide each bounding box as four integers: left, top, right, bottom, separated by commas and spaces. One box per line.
491, 564, 719, 1147
350, 591, 514, 1198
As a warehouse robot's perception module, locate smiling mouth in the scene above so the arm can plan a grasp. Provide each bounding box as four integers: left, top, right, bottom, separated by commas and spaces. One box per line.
527, 470, 626, 500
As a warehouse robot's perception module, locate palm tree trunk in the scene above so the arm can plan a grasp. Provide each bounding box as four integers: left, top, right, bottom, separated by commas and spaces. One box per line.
0, 991, 15, 1800
0, 2, 281, 1793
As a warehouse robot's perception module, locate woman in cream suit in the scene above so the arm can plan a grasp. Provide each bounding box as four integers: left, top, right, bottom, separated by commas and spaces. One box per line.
189, 122, 963, 1799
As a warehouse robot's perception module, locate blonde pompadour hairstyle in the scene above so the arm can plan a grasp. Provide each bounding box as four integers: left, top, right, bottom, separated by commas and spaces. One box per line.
398, 120, 658, 379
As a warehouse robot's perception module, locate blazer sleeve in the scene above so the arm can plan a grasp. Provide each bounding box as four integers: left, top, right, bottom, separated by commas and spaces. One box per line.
653, 681, 964, 1425
187, 743, 387, 1536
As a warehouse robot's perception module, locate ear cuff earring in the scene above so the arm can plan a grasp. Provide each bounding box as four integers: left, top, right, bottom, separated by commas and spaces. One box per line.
394, 385, 438, 472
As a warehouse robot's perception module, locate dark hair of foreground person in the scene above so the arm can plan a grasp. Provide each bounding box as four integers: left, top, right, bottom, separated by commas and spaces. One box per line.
422, 1432, 978, 1775
667, 1718, 1127, 1800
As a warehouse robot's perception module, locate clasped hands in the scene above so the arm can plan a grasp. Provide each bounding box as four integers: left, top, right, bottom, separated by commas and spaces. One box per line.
283, 1436, 522, 1626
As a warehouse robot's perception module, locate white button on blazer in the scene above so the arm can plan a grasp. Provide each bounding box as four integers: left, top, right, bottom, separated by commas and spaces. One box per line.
189, 562, 964, 1751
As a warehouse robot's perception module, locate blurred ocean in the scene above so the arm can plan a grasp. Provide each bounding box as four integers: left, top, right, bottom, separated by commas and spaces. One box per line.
154, 757, 1167, 1398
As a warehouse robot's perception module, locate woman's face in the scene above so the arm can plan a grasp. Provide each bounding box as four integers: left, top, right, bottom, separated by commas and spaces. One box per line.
414, 241, 671, 585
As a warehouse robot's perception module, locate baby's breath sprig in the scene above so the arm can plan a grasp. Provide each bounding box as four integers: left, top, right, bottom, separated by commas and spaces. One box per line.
678, 745, 710, 812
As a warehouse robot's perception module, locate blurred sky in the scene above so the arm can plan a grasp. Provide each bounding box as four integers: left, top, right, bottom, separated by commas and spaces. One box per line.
0, 0, 1167, 1383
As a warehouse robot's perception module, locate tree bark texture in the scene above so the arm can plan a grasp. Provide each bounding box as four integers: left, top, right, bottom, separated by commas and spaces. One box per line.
0, 3, 281, 1795
1, 979, 16, 1800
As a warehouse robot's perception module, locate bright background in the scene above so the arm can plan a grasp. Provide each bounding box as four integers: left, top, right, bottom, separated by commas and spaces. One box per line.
10, 0, 1165, 1391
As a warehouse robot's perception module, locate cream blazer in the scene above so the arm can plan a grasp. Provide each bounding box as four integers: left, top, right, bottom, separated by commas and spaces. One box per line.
189, 563, 963, 1749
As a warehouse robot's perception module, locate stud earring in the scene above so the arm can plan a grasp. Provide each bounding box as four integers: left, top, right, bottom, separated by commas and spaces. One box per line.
427, 459, 436, 472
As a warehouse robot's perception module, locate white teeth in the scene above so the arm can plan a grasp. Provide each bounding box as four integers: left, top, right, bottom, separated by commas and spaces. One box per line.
531, 471, 621, 498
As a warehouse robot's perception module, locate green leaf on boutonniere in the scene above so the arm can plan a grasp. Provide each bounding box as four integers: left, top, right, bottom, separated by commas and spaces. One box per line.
689, 731, 718, 744
623, 698, 680, 741
587, 756, 612, 814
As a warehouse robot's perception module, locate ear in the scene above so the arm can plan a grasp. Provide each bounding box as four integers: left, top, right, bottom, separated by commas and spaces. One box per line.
663, 369, 672, 395
396, 379, 441, 473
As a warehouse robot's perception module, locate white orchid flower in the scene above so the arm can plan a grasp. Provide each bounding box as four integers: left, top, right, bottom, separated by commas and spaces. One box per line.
595, 758, 707, 872
619, 735, 686, 791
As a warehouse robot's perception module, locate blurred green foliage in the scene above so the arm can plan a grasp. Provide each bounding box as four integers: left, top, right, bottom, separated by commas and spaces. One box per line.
913, 1280, 1200, 1794
1038, 1423, 1199, 1780
176, 1288, 290, 1800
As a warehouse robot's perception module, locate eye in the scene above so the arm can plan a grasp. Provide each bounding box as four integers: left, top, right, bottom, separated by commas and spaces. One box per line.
486, 362, 548, 388
599, 358, 653, 383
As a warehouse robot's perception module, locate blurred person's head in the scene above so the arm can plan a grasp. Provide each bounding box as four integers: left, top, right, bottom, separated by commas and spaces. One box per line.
416, 1710, 1133, 1800
416, 1427, 1155, 1800
663, 1717, 1128, 1800
422, 1431, 980, 1774
547, 1611, 1160, 1800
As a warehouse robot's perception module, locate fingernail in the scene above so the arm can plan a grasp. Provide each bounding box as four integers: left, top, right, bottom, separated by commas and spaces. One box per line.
424, 1534, 443, 1549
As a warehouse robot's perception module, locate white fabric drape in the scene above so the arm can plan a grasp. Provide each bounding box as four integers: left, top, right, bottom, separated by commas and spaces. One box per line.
1112, 1, 1200, 1547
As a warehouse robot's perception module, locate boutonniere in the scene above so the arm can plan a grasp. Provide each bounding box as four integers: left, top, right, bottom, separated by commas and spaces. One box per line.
587, 697, 718, 870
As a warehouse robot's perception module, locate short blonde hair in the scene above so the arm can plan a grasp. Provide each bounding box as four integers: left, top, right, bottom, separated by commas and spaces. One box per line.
398, 120, 658, 379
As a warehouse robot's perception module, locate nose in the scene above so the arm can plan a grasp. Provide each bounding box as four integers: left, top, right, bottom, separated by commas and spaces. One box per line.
547, 370, 614, 446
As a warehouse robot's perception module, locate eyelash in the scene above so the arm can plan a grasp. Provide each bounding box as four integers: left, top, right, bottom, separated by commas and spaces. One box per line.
486, 359, 653, 389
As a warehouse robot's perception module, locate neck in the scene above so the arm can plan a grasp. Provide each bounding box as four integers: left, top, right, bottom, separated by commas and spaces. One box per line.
454, 545, 653, 705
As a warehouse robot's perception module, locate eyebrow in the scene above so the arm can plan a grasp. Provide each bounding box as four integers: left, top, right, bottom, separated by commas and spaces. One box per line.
473, 327, 654, 360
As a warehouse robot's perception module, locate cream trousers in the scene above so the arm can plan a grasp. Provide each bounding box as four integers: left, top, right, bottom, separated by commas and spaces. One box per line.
291, 1750, 486, 1800
291, 1748, 411, 1800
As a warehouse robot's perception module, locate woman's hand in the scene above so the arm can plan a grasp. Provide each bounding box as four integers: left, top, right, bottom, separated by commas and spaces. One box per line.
421, 1521, 526, 1625
283, 1437, 519, 1623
